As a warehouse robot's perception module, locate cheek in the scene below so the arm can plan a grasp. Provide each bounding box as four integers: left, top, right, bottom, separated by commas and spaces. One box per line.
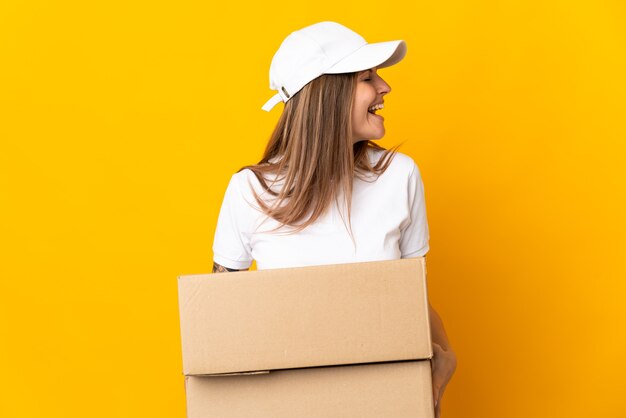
353, 106, 368, 125
358, 101, 371, 117
351, 103, 366, 121
354, 87, 372, 112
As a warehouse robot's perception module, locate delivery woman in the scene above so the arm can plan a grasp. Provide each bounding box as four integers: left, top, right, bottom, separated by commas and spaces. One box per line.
210, 21, 456, 417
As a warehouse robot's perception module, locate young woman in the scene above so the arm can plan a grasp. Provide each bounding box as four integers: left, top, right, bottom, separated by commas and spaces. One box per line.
211, 21, 456, 417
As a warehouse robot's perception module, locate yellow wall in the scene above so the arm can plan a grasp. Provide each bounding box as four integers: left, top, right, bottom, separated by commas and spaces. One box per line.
1, 1, 624, 417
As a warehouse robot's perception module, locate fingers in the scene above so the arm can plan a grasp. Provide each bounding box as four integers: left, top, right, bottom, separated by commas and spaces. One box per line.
431, 355, 440, 410
433, 379, 448, 413
431, 342, 450, 416
431, 364, 442, 408
431, 342, 456, 417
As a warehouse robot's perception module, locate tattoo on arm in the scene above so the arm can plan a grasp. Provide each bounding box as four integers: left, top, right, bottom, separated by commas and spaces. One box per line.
212, 261, 246, 273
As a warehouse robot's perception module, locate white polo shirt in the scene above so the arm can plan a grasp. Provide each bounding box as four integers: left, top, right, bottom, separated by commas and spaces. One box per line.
212, 148, 430, 271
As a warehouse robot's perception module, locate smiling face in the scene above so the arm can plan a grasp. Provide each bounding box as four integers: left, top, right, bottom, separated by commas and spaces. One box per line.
351, 67, 392, 144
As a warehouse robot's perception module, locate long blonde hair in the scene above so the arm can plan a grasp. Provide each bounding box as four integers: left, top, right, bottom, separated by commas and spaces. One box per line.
238, 71, 402, 243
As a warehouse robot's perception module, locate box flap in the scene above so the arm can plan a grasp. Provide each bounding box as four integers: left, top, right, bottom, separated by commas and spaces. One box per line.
200, 370, 271, 377
178, 257, 432, 375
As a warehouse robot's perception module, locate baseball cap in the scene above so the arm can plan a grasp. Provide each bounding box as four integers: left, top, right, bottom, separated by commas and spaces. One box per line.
261, 21, 407, 112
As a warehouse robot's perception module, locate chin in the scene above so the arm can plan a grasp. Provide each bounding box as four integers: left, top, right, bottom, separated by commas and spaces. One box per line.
352, 127, 386, 143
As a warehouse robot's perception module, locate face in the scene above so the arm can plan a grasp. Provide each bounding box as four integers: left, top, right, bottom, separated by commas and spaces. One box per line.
351, 67, 392, 143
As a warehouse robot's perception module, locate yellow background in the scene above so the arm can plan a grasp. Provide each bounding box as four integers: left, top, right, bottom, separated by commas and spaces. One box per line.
1, 1, 625, 417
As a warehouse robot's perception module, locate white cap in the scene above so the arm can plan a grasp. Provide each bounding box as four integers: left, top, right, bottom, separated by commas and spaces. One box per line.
262, 21, 407, 112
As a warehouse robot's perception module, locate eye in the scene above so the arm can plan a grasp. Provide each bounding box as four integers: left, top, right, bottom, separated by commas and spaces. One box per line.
363, 78, 371, 81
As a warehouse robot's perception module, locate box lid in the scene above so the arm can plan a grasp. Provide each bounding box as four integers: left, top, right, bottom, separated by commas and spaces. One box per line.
178, 257, 432, 376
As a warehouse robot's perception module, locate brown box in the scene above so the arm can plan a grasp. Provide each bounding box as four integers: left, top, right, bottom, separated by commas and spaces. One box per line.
178, 257, 434, 417
184, 360, 434, 418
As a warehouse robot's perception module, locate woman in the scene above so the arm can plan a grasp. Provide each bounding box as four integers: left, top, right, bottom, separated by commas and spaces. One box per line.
211, 21, 456, 417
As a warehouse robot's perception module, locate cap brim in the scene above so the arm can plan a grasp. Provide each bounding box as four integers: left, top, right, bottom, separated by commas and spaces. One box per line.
323, 40, 407, 74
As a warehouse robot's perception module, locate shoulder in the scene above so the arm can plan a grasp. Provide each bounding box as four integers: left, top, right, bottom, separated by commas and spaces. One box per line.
228, 167, 264, 192
222, 170, 257, 210
368, 147, 421, 179
217, 169, 256, 212
230, 168, 252, 189
225, 168, 276, 216
230, 168, 273, 198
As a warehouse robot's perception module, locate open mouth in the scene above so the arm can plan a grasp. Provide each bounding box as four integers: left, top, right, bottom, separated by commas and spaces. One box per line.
368, 103, 384, 120
368, 109, 384, 120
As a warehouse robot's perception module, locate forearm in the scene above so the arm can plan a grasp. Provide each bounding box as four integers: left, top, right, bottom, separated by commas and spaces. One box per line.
429, 302, 452, 352
423, 268, 457, 412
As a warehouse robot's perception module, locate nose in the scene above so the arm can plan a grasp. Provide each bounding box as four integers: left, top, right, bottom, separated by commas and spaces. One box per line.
378, 77, 391, 95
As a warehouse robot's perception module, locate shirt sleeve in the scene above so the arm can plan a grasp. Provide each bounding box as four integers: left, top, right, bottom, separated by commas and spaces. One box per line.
211, 173, 254, 270
399, 162, 430, 258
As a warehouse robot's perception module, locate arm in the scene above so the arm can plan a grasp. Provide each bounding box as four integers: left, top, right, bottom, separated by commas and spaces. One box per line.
425, 267, 457, 417
429, 301, 452, 351
212, 261, 249, 273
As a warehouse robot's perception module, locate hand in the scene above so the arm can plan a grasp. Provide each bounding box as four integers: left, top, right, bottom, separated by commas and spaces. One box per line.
430, 342, 457, 418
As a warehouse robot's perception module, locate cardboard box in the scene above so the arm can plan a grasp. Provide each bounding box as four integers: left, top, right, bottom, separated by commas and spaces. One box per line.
178, 257, 434, 417
184, 360, 434, 418
178, 257, 432, 375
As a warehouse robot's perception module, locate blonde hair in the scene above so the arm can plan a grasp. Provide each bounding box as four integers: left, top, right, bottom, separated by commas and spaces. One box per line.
238, 71, 402, 244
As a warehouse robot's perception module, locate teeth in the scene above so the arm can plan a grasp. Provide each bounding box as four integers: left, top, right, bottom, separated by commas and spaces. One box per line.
368, 103, 384, 112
